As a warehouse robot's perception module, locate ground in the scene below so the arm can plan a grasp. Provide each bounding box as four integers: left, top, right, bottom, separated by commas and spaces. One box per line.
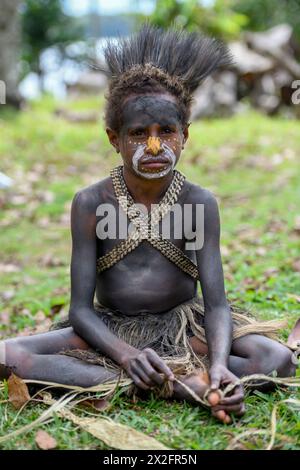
0, 97, 299, 450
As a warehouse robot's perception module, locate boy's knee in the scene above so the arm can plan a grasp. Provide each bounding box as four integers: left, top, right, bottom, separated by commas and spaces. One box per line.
250, 340, 296, 377
0, 341, 5, 365
276, 347, 296, 377
4, 339, 34, 373
0, 341, 11, 380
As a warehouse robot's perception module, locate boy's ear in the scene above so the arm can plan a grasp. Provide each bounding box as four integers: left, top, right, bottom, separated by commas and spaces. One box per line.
182, 123, 190, 147
106, 128, 120, 153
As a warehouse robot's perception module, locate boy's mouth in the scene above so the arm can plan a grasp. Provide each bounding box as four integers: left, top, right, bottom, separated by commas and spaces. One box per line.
139, 156, 170, 171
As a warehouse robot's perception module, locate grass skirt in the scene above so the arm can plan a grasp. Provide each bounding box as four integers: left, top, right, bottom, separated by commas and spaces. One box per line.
50, 295, 287, 394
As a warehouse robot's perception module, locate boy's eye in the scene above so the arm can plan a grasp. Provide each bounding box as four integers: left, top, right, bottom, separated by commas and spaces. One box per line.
161, 127, 174, 134
130, 129, 145, 136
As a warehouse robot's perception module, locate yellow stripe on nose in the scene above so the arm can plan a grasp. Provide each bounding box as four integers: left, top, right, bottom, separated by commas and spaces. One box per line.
146, 136, 161, 155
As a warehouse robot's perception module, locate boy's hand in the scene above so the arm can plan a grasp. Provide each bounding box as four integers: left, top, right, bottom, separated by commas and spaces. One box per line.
121, 348, 175, 390
209, 364, 245, 420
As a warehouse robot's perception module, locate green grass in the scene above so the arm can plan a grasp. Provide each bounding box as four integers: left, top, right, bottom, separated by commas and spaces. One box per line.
0, 96, 300, 450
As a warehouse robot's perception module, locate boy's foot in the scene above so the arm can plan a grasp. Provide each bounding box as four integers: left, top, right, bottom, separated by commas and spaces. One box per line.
287, 318, 300, 349
172, 370, 231, 424
188, 336, 208, 355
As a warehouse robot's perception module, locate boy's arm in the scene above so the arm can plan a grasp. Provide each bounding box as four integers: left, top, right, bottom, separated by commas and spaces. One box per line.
68, 190, 174, 389
195, 191, 232, 368
194, 190, 243, 396
68, 190, 136, 366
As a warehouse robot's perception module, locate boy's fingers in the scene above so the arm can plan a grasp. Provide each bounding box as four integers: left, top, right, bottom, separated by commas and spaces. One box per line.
233, 383, 244, 395
131, 364, 156, 387
226, 380, 243, 390
156, 361, 174, 381
138, 360, 165, 386
209, 374, 220, 391
220, 392, 244, 406
212, 403, 245, 414
236, 404, 246, 416
145, 350, 174, 380
222, 382, 243, 398
130, 372, 151, 391
136, 353, 165, 384
211, 409, 231, 424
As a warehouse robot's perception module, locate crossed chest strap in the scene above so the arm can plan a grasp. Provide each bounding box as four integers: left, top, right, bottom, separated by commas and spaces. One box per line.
96, 165, 199, 281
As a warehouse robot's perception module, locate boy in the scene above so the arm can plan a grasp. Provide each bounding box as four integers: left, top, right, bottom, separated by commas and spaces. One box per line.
0, 25, 296, 424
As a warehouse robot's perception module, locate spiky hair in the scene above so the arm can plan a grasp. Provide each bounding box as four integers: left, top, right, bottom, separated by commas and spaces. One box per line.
103, 24, 232, 131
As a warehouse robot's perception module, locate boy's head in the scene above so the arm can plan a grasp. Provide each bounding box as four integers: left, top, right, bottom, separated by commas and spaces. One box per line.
103, 24, 232, 179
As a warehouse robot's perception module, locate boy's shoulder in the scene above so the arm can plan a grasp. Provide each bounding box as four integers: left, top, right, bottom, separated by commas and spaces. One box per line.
183, 179, 220, 226
72, 176, 114, 213
183, 178, 218, 207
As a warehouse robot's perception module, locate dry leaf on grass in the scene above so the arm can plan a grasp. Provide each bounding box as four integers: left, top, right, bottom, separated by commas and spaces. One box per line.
80, 398, 111, 412
0, 310, 11, 325
8, 374, 31, 409
291, 260, 300, 272
1, 290, 15, 301
60, 407, 169, 450
0, 263, 21, 273
39, 254, 65, 268
287, 293, 300, 303
50, 303, 65, 315
263, 267, 279, 279
35, 430, 57, 450
292, 215, 300, 235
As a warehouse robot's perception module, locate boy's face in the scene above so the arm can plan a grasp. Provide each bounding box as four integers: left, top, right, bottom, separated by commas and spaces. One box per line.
106, 93, 189, 180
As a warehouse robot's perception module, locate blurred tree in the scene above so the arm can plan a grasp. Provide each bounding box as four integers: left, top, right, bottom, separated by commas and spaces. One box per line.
150, 0, 248, 39
22, 0, 82, 89
233, 0, 300, 42
0, 0, 22, 107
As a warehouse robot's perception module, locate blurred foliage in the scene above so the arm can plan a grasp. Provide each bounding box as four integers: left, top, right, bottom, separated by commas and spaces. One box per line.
233, 0, 300, 42
150, 0, 249, 39
151, 0, 300, 43
21, 0, 82, 85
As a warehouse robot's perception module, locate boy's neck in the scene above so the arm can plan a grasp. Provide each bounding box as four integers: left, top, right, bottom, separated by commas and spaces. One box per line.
122, 165, 174, 208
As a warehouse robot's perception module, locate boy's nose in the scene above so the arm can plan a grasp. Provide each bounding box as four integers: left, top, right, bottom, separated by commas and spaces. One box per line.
146, 136, 162, 156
